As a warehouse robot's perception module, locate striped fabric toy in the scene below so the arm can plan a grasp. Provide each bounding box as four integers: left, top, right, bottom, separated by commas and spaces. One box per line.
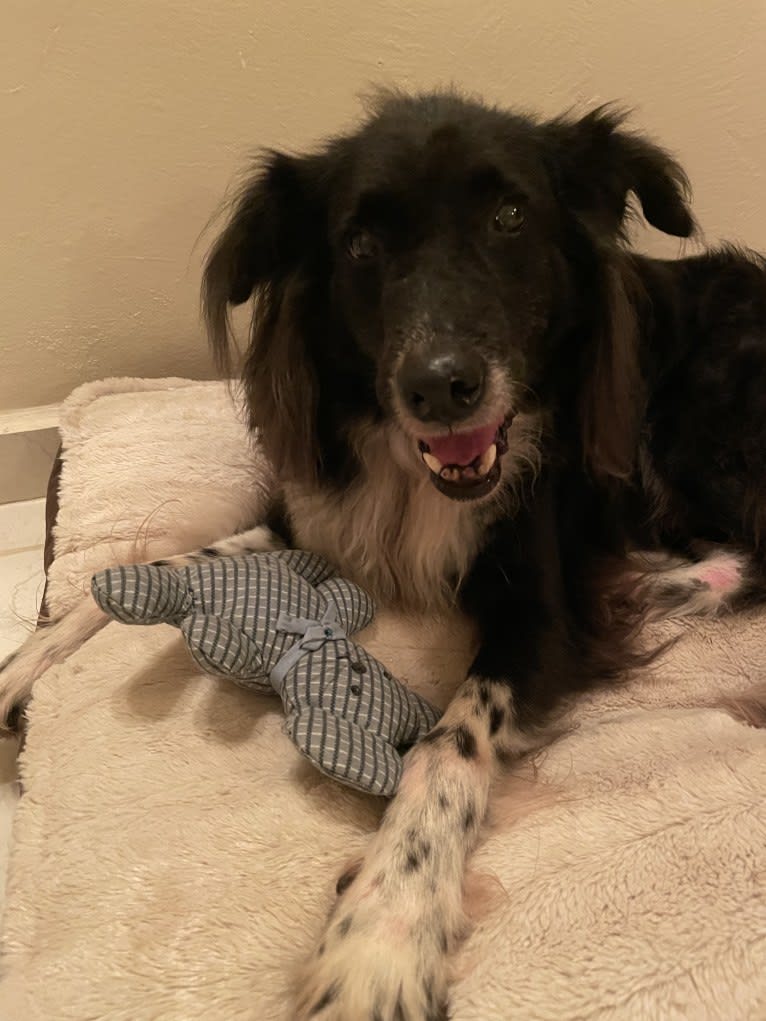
91, 550, 441, 796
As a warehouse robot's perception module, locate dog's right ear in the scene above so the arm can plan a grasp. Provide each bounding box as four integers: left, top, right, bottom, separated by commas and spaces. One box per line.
203, 151, 330, 483
202, 152, 325, 372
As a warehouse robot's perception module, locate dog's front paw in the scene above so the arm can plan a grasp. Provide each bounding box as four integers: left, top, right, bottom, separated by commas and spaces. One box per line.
295, 867, 450, 1020
0, 651, 32, 732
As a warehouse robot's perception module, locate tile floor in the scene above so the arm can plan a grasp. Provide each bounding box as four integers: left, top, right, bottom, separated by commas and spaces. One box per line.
0, 497, 47, 921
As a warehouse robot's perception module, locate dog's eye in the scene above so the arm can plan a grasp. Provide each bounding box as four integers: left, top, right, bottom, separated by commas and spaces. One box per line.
347, 229, 379, 260
493, 201, 525, 234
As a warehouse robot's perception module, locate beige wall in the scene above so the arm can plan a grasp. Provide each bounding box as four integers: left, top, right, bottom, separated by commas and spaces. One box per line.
2, 0, 765, 411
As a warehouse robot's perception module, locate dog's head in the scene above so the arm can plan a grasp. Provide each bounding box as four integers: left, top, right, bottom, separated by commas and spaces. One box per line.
204, 90, 694, 499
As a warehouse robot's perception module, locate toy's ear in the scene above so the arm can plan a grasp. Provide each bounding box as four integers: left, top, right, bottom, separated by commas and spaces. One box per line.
316, 579, 374, 633
544, 106, 696, 239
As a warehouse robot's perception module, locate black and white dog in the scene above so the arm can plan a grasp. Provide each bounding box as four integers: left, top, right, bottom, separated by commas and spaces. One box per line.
3, 89, 766, 1020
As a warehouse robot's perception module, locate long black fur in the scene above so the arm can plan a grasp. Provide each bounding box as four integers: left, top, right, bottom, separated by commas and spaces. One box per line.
203, 88, 766, 734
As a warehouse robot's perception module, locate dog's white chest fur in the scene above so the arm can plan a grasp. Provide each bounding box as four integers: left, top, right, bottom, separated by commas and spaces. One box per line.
285, 427, 486, 612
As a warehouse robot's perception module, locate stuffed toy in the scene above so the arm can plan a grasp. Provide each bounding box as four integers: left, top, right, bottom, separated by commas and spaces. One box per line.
90, 549, 441, 796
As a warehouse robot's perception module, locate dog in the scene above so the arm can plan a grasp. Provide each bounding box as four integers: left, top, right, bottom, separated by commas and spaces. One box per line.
3, 88, 766, 1019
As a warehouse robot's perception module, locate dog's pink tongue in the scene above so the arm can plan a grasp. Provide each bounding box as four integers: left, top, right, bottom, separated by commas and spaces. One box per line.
425, 423, 499, 466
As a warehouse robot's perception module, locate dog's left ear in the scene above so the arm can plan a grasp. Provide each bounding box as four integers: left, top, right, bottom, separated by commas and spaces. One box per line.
545, 108, 695, 480
545, 106, 696, 239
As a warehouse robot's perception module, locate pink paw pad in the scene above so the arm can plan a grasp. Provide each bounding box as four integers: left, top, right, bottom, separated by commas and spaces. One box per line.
699, 559, 742, 594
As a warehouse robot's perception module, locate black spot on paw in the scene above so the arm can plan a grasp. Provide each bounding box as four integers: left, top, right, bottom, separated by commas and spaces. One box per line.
478, 682, 491, 706
404, 850, 421, 872
309, 981, 340, 1015
337, 914, 352, 937
659, 578, 710, 599
335, 861, 361, 896
454, 725, 477, 759
150, 559, 169, 567
463, 805, 476, 832
200, 546, 219, 557
404, 831, 433, 872
317, 941, 325, 957
489, 705, 505, 735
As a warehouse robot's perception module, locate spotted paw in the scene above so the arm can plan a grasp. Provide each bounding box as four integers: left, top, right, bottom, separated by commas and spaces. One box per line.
295, 866, 450, 1020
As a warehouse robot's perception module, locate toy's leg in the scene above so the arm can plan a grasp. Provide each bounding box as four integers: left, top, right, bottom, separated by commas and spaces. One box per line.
313, 578, 373, 632
286, 708, 403, 797
179, 614, 267, 689
91, 565, 192, 625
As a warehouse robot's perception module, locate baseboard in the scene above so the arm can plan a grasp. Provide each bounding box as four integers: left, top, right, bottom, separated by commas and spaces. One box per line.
0, 404, 60, 504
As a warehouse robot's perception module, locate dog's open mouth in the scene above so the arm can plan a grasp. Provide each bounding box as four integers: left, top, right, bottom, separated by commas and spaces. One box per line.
418, 416, 512, 501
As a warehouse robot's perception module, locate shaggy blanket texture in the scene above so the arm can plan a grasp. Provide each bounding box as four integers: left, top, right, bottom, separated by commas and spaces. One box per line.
1, 377, 764, 1021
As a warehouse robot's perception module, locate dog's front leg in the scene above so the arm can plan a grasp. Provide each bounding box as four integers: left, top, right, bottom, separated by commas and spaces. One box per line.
294, 669, 535, 1021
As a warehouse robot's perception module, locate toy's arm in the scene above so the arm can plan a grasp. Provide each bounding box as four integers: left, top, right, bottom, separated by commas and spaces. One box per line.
91, 561, 269, 688
314, 578, 374, 634
91, 564, 192, 625
270, 550, 336, 586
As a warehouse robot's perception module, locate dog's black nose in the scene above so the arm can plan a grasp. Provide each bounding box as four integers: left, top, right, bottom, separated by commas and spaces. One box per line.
398, 350, 486, 424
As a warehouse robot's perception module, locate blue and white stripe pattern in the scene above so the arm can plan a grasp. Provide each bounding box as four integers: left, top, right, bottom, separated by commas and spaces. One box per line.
92, 550, 441, 796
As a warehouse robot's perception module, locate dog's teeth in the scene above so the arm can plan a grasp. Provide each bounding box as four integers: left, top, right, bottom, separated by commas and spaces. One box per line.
477, 443, 498, 476
440, 466, 462, 482
422, 452, 443, 474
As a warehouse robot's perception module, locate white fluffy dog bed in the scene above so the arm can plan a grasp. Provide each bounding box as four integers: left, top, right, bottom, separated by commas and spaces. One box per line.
1, 377, 764, 1020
